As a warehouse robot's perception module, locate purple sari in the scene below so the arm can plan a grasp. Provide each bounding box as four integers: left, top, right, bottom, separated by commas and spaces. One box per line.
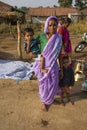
33, 16, 62, 105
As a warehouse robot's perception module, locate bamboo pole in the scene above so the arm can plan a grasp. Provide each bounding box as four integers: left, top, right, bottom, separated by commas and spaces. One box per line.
17, 20, 22, 59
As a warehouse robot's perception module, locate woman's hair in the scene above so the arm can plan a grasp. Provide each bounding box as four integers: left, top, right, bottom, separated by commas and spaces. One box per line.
51, 18, 58, 24
23, 28, 34, 36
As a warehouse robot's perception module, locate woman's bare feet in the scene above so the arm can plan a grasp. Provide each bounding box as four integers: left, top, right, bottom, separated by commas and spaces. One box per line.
41, 104, 50, 112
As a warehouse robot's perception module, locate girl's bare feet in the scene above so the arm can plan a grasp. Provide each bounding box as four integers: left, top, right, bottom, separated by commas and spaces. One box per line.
67, 99, 74, 105
61, 100, 65, 106
71, 101, 74, 105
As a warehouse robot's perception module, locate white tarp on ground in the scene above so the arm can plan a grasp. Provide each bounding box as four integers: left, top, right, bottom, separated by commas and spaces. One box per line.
0, 60, 34, 81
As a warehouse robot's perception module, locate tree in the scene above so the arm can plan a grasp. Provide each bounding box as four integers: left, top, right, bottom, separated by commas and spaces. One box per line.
75, 0, 87, 10
19, 7, 28, 14
53, 5, 58, 8
58, 0, 73, 7
14, 6, 18, 10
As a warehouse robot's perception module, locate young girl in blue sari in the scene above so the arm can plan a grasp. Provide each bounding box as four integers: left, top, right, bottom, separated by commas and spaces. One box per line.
34, 16, 62, 111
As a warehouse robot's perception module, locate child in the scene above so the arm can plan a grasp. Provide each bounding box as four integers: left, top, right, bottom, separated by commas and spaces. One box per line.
62, 17, 72, 65
59, 55, 74, 105
23, 28, 39, 59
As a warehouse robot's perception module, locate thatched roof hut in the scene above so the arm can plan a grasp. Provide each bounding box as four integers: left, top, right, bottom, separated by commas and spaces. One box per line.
0, 1, 25, 24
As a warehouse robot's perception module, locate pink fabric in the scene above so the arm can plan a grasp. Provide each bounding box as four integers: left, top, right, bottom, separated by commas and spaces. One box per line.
63, 28, 72, 53
57, 25, 64, 36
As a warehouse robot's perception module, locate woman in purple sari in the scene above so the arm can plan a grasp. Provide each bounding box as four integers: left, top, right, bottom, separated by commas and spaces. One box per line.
33, 16, 62, 111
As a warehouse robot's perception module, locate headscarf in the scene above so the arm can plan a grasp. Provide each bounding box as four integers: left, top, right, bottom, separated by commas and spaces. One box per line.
44, 16, 58, 33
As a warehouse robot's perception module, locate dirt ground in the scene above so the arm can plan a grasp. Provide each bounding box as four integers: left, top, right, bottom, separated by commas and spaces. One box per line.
0, 33, 87, 130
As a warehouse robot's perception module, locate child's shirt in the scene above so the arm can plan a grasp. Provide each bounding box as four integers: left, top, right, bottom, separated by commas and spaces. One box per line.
59, 67, 74, 87
62, 28, 72, 53
57, 26, 64, 36
24, 38, 39, 54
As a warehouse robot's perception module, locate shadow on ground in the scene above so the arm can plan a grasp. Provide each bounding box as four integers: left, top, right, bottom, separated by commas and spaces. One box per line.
0, 51, 16, 60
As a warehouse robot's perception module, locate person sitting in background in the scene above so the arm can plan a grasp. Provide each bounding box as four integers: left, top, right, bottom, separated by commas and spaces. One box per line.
23, 28, 40, 59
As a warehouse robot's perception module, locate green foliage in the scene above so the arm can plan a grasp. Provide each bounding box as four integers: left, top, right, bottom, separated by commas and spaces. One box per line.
0, 21, 87, 36
58, 0, 72, 7
75, 0, 87, 10
0, 24, 9, 33
53, 5, 58, 8
19, 7, 28, 14
12, 6, 25, 14
69, 20, 87, 35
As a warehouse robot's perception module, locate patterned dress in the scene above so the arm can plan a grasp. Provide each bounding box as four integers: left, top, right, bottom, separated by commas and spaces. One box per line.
24, 38, 39, 54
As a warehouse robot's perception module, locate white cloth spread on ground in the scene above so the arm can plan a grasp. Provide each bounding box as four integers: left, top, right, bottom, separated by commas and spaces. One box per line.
0, 60, 34, 81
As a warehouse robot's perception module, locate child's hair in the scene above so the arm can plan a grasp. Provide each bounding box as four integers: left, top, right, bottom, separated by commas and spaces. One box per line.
64, 17, 72, 24
23, 28, 34, 36
58, 17, 65, 22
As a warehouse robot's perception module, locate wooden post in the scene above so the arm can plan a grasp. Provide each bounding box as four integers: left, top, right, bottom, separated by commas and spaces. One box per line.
17, 20, 22, 59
